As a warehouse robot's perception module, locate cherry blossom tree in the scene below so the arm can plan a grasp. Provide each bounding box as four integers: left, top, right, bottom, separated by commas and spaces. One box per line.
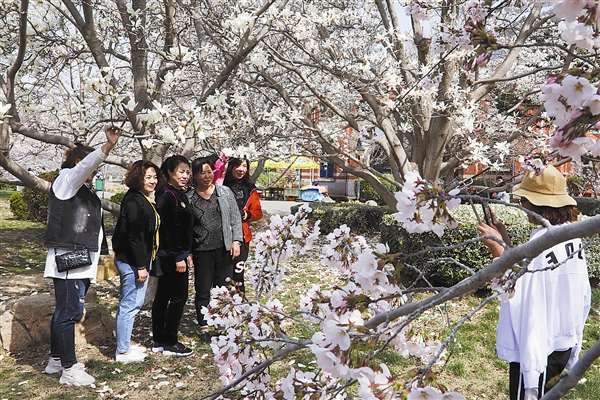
197, 1, 600, 399
0, 0, 574, 209
190, 0, 563, 208
196, 199, 600, 399
0, 0, 289, 199
3, 1, 600, 397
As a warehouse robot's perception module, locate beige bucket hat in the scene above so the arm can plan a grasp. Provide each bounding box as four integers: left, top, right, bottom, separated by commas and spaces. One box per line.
512, 165, 577, 208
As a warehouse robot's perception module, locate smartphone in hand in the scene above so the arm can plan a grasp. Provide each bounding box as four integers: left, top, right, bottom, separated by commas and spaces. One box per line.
481, 202, 493, 225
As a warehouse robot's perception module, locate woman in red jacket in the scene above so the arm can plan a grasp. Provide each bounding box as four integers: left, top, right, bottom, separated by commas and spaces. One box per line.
223, 157, 263, 293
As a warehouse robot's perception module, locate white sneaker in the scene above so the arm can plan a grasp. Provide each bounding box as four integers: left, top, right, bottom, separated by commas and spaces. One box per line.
152, 344, 164, 353
59, 363, 95, 386
115, 350, 147, 363
44, 357, 63, 374
130, 345, 147, 353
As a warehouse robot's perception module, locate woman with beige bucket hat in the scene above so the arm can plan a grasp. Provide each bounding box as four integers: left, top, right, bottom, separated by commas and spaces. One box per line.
478, 165, 591, 400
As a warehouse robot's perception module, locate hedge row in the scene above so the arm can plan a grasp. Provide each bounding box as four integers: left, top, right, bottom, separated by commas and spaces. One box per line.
290, 202, 393, 234
9, 170, 59, 223
293, 202, 600, 286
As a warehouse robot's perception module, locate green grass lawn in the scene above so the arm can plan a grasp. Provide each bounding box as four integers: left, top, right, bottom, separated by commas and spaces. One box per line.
0, 190, 47, 275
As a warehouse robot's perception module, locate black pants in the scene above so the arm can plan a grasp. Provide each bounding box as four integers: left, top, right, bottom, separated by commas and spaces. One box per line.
193, 246, 233, 327
151, 256, 188, 345
509, 348, 572, 400
231, 241, 249, 293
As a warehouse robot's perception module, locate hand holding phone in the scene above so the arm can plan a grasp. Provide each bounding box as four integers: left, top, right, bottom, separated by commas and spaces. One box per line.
481, 202, 492, 225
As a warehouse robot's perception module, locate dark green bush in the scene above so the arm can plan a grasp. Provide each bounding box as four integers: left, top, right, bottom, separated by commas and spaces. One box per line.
20, 170, 59, 223
110, 191, 126, 205
9, 192, 28, 220
9, 171, 59, 222
355, 176, 398, 205
379, 215, 600, 287
290, 202, 393, 234
575, 197, 600, 216
0, 182, 17, 190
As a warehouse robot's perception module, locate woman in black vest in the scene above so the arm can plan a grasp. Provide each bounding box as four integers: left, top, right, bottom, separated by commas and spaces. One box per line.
151, 155, 194, 356
43, 126, 121, 386
112, 160, 162, 363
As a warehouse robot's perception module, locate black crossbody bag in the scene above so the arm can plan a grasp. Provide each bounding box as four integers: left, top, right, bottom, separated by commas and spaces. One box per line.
55, 248, 92, 272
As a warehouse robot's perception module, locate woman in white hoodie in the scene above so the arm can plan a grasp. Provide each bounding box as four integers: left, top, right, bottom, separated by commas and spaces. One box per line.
478, 165, 591, 400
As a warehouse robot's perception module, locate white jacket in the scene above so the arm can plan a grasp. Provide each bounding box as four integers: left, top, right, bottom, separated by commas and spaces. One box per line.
43, 148, 107, 282
496, 226, 591, 389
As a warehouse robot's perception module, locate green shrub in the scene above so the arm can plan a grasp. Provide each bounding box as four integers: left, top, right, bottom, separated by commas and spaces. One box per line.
567, 176, 584, 195
9, 192, 28, 220
355, 176, 398, 205
9, 171, 59, 222
0, 182, 16, 190
20, 170, 59, 223
575, 197, 600, 216
379, 204, 600, 286
290, 202, 393, 234
110, 191, 126, 205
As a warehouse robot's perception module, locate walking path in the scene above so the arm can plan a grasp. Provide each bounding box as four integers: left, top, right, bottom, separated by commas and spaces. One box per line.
260, 200, 303, 215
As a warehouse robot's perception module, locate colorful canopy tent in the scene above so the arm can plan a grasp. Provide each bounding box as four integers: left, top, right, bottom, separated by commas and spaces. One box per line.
250, 156, 320, 170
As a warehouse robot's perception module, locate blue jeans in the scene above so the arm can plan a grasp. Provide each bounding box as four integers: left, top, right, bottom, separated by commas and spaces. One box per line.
115, 260, 148, 354
50, 278, 90, 368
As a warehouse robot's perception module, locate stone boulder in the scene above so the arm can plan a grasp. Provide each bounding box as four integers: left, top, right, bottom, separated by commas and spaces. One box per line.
0, 288, 114, 352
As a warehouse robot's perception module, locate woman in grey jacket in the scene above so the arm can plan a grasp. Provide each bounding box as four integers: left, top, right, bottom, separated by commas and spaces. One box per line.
188, 157, 242, 343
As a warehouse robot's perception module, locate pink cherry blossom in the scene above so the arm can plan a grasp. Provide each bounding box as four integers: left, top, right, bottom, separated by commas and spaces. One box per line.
591, 138, 600, 157
585, 94, 600, 115
551, 0, 587, 22
407, 386, 442, 399
540, 83, 562, 102
549, 130, 568, 148
555, 136, 594, 162
561, 75, 596, 108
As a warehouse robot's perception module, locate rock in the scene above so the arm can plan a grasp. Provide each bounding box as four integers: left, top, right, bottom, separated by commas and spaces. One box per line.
97, 255, 119, 280
365, 200, 378, 206
0, 288, 114, 352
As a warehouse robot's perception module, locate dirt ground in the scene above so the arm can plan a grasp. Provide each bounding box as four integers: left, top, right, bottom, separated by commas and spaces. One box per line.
0, 272, 224, 400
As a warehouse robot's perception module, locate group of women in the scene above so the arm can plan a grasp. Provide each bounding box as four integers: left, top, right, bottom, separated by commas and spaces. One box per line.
43, 128, 262, 385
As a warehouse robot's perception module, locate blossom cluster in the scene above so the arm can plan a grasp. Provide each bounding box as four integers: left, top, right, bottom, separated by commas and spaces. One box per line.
518, 154, 549, 178
248, 204, 320, 300
540, 74, 600, 161
463, 18, 499, 70
200, 206, 466, 399
539, 1, 600, 161
394, 171, 461, 237
491, 273, 517, 302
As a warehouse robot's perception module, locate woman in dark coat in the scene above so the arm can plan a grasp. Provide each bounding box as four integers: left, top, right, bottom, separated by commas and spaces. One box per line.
222, 157, 263, 293
112, 160, 162, 363
151, 155, 194, 356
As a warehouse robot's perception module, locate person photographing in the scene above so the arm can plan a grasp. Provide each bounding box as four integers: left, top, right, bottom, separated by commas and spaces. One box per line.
478, 166, 591, 400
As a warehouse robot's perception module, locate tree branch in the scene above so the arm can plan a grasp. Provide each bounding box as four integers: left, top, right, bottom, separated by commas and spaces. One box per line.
365, 216, 600, 329
469, 4, 541, 101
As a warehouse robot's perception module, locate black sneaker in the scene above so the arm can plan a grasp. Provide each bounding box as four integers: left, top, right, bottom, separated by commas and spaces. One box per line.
162, 342, 193, 356
151, 343, 165, 353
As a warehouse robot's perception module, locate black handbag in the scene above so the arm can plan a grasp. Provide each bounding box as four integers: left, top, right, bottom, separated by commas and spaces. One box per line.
55, 248, 92, 272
